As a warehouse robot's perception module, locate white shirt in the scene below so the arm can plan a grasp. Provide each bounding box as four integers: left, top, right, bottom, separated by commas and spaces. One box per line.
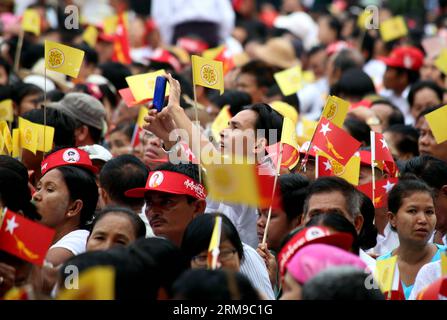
297, 78, 329, 121
205, 199, 259, 249
409, 260, 443, 300
379, 86, 412, 125
240, 243, 275, 300
49, 229, 90, 256
370, 222, 400, 257
359, 249, 376, 273
151, 0, 235, 45
363, 59, 386, 91
139, 204, 155, 238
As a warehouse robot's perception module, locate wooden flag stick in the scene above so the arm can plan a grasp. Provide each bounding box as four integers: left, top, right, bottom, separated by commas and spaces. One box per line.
43, 66, 47, 160
370, 131, 376, 204
315, 153, 319, 179
262, 143, 284, 245
14, 30, 25, 73
192, 84, 203, 185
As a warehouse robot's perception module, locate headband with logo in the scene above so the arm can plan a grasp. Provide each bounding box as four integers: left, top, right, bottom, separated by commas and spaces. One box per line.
41, 148, 99, 176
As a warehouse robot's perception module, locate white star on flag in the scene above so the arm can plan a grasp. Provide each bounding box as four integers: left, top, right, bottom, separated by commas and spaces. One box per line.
319, 122, 332, 136
382, 180, 395, 193
323, 160, 332, 171
380, 138, 389, 149
5, 215, 19, 235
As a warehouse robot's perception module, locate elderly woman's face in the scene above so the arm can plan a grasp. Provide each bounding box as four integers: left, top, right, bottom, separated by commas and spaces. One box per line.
32, 169, 71, 229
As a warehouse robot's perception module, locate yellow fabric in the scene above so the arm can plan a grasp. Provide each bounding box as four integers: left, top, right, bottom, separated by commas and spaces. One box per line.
0, 120, 12, 154
45, 40, 85, 78
207, 216, 222, 270
321, 95, 349, 128
82, 25, 98, 48
271, 101, 299, 124
380, 16, 408, 42
21, 9, 40, 36
18, 117, 54, 153
375, 256, 397, 293
424, 104, 447, 144
57, 266, 115, 300
0, 99, 13, 122
191, 55, 224, 94
434, 49, 447, 75
211, 105, 231, 142
125, 70, 169, 102
12, 128, 20, 158
274, 66, 302, 96
136, 107, 148, 128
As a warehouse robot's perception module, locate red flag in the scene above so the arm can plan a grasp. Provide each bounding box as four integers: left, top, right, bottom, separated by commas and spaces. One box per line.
257, 173, 282, 211
312, 117, 362, 166
417, 277, 447, 300
112, 12, 131, 64
119, 88, 150, 108
215, 47, 235, 75
0, 209, 55, 265
370, 131, 398, 176
265, 143, 300, 171
315, 153, 334, 178
357, 177, 399, 208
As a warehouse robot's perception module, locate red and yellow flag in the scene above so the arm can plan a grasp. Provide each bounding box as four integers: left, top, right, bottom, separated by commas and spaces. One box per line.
357, 177, 399, 208
112, 11, 131, 64
0, 208, 55, 265
207, 216, 222, 270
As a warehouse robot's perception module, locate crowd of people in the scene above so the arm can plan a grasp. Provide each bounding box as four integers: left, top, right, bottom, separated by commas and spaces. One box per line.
0, 0, 447, 301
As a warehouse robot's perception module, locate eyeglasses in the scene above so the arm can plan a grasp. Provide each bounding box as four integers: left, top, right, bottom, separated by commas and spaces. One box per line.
192, 249, 238, 266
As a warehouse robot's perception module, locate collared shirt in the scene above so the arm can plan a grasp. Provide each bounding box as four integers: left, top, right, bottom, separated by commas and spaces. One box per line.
379, 86, 413, 125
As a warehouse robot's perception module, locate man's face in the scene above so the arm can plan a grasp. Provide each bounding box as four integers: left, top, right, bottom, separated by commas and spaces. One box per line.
308, 50, 327, 79
304, 191, 352, 224
144, 191, 203, 246
219, 109, 259, 159
419, 117, 447, 163
383, 67, 403, 92
236, 73, 264, 103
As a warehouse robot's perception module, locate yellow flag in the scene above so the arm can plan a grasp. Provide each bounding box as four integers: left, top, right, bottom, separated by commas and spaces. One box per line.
380, 16, 408, 42
271, 101, 299, 124
442, 251, 447, 276
207, 216, 222, 270
211, 105, 231, 142
136, 106, 148, 128
425, 104, 447, 144
274, 66, 302, 96
0, 99, 13, 122
204, 160, 260, 207
125, 70, 170, 102
103, 16, 118, 35
301, 117, 318, 141
375, 256, 397, 293
357, 9, 374, 30
18, 117, 55, 153
82, 25, 99, 48
57, 266, 115, 300
0, 121, 12, 154
12, 128, 20, 158
21, 9, 40, 36
434, 49, 447, 75
45, 40, 85, 78
191, 55, 224, 94
203, 45, 225, 60
330, 152, 361, 186
321, 95, 349, 128
0, 130, 4, 155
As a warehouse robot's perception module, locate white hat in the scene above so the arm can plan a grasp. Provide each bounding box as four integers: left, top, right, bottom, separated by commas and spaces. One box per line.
23, 74, 56, 92
274, 12, 319, 51
79, 144, 113, 163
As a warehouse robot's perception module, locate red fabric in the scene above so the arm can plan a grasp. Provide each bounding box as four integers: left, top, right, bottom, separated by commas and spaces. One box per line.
256, 173, 282, 211
265, 143, 300, 170
214, 46, 236, 75
177, 37, 209, 54
372, 131, 394, 163
125, 170, 207, 200
277, 226, 354, 278
315, 153, 334, 178
0, 209, 55, 265
112, 11, 132, 64
119, 88, 151, 107
417, 277, 447, 300
357, 177, 399, 208
149, 48, 182, 72
311, 117, 362, 166
41, 148, 98, 176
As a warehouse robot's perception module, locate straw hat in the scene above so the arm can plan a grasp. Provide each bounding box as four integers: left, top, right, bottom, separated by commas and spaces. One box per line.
252, 37, 299, 69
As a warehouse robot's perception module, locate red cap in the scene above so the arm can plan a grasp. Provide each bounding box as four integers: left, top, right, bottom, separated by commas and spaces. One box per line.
277, 226, 353, 278
326, 40, 354, 56
379, 46, 424, 71
125, 170, 207, 200
176, 37, 209, 54
149, 48, 182, 72
41, 148, 99, 176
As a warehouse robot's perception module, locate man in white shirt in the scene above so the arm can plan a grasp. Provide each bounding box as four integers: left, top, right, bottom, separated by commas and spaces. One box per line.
379, 46, 425, 125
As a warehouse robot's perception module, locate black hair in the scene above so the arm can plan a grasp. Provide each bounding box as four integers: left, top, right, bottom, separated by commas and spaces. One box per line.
301, 266, 384, 300
279, 174, 310, 222
100, 155, 149, 208
416, 103, 443, 123
89, 206, 146, 239
172, 269, 260, 300
0, 155, 29, 184
210, 90, 252, 117
266, 84, 300, 112
307, 44, 327, 57
370, 99, 405, 127
401, 155, 447, 191
61, 237, 188, 299
278, 226, 305, 253
46, 89, 65, 102
332, 49, 364, 74
384, 124, 419, 158
388, 178, 435, 215
239, 60, 275, 89
305, 213, 360, 254
74, 43, 98, 65
246, 103, 284, 145
11, 82, 43, 106
55, 166, 99, 228
98, 62, 132, 91
73, 83, 117, 109
408, 81, 444, 109
109, 121, 135, 141
0, 56, 10, 77
343, 116, 371, 147
21, 108, 76, 147
330, 69, 375, 101
357, 192, 378, 251
324, 15, 343, 40
181, 213, 244, 262
393, 67, 420, 85
0, 168, 40, 221
303, 177, 362, 219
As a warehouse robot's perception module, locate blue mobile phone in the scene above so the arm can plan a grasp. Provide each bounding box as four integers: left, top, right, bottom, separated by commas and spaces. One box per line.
153, 76, 167, 112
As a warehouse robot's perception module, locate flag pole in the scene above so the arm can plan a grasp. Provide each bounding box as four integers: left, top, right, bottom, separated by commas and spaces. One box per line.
14, 30, 25, 74
192, 84, 202, 185
262, 143, 283, 246
43, 66, 47, 159
370, 131, 376, 204
315, 153, 319, 179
